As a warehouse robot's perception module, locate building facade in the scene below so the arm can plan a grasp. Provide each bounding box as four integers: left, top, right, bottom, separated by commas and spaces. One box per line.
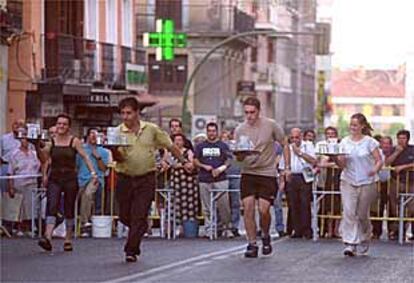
2, 0, 149, 135
247, 0, 317, 131
136, 0, 255, 133
331, 67, 406, 135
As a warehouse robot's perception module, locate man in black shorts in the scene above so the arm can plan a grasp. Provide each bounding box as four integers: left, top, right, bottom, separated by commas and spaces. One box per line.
234, 97, 290, 258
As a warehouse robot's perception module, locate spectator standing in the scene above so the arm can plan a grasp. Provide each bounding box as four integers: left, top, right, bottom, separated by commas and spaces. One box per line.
169, 118, 194, 151
385, 130, 414, 240
194, 122, 232, 238
303, 129, 316, 144
77, 128, 109, 236
333, 113, 382, 256
221, 129, 242, 237
234, 97, 289, 258
7, 134, 41, 236
279, 128, 316, 239
168, 133, 198, 236
371, 135, 393, 239
110, 97, 189, 263
316, 126, 341, 238
1, 119, 26, 192
273, 141, 285, 237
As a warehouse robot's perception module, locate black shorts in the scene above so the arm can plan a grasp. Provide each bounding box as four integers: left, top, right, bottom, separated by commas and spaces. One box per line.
241, 174, 277, 203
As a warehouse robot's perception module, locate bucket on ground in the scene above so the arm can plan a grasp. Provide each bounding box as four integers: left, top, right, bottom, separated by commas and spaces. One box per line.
183, 220, 199, 238
92, 215, 112, 238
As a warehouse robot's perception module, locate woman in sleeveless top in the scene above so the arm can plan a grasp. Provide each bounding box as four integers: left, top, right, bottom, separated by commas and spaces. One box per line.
36, 114, 97, 252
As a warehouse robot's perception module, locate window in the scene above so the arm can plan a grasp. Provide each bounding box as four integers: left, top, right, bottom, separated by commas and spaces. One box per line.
122, 0, 132, 47
251, 47, 257, 63
267, 38, 274, 63
392, 105, 401, 116
373, 105, 381, 116
148, 55, 187, 93
155, 0, 182, 30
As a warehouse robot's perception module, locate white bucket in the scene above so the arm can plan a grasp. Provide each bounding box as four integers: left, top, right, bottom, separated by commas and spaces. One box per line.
92, 216, 113, 238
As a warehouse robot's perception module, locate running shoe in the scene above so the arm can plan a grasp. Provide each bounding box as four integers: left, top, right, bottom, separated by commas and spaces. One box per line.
262, 236, 272, 255
244, 244, 258, 258
343, 244, 356, 257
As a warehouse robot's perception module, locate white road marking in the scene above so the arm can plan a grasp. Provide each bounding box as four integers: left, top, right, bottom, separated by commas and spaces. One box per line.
103, 238, 287, 283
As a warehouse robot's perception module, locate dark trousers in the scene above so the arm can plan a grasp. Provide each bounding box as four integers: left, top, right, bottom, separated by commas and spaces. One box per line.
286, 174, 312, 237
46, 178, 78, 221
116, 172, 155, 256
372, 182, 388, 237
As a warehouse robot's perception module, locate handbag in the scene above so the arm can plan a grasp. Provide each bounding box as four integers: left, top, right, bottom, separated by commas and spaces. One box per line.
1, 193, 23, 222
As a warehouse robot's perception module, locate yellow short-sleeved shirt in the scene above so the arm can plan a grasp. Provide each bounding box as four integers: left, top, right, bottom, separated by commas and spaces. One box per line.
115, 121, 173, 176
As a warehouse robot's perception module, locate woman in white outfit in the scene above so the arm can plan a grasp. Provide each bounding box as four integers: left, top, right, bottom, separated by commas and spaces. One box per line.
333, 113, 382, 256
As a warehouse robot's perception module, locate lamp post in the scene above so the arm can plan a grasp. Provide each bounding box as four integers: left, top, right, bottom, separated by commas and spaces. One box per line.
181, 30, 320, 133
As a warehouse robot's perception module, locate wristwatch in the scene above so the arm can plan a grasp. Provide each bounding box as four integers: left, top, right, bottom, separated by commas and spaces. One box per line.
91, 171, 97, 177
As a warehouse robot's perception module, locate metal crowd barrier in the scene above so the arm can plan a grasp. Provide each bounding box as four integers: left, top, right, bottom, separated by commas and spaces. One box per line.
311, 167, 414, 245
209, 174, 240, 240
97, 166, 174, 239
0, 174, 43, 238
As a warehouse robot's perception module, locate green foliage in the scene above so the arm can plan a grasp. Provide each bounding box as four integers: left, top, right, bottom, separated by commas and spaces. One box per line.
387, 123, 405, 137
336, 111, 349, 138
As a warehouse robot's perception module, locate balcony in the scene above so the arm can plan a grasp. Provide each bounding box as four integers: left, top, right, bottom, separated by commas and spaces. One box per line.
136, 6, 254, 36
0, 0, 23, 36
41, 33, 141, 87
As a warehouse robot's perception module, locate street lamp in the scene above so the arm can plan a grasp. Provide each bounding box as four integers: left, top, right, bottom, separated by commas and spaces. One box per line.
180, 30, 320, 133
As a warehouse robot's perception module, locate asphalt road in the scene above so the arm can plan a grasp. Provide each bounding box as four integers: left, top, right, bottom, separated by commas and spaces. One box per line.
1, 237, 413, 283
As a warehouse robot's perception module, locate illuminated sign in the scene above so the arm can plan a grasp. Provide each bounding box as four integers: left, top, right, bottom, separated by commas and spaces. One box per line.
143, 19, 187, 61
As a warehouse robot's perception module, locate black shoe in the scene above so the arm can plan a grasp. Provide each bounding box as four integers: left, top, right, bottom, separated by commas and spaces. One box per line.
244, 244, 258, 258
125, 253, 137, 263
278, 231, 286, 237
290, 233, 302, 238
232, 229, 241, 238
38, 237, 52, 251
262, 236, 272, 255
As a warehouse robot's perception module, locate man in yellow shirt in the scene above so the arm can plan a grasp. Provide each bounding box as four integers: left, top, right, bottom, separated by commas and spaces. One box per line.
111, 97, 191, 263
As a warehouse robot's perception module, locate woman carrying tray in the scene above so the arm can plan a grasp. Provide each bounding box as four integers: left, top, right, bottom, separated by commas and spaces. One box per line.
36, 113, 97, 252
333, 113, 382, 256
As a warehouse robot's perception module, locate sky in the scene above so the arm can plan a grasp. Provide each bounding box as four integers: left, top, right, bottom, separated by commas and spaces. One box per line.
331, 0, 414, 69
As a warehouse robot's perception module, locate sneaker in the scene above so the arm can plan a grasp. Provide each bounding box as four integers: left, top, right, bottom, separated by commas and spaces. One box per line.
244, 244, 258, 258
83, 222, 92, 228
277, 231, 285, 238
358, 241, 369, 255
38, 237, 52, 251
125, 253, 137, 263
343, 244, 356, 257
16, 231, 25, 237
231, 229, 241, 238
81, 232, 90, 238
262, 236, 272, 255
225, 230, 235, 239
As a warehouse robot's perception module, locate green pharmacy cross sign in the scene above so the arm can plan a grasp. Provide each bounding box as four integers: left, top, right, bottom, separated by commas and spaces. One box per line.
143, 19, 187, 61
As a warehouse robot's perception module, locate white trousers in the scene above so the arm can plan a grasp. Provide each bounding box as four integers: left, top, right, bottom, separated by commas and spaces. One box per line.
339, 180, 377, 245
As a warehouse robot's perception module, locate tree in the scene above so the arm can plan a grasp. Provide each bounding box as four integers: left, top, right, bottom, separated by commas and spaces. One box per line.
336, 111, 349, 138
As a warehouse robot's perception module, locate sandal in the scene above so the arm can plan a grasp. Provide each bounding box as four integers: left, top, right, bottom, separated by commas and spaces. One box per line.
63, 241, 73, 252
38, 237, 52, 251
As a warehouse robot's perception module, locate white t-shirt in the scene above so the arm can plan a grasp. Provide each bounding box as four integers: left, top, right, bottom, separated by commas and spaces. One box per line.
279, 141, 316, 174
340, 135, 379, 186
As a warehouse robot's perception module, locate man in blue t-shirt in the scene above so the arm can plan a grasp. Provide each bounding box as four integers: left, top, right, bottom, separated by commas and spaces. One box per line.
385, 129, 414, 240
194, 122, 232, 238
76, 128, 109, 235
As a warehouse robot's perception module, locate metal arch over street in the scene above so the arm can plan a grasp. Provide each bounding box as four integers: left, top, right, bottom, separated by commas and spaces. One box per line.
181, 30, 321, 132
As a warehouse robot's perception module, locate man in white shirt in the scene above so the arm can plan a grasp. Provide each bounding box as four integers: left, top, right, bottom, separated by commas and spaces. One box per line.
279, 128, 316, 239
1, 119, 26, 192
